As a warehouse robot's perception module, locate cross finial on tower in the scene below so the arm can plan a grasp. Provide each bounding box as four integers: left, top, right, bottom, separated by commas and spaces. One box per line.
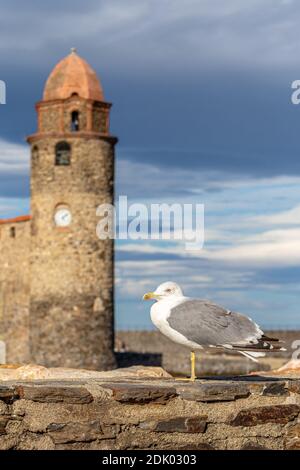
70, 47, 77, 54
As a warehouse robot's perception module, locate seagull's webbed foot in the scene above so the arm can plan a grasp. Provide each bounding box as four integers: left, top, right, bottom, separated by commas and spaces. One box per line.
175, 376, 196, 382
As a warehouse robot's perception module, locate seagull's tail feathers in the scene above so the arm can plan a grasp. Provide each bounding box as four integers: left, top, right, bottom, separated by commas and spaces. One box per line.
237, 336, 286, 362
233, 336, 286, 353
238, 350, 266, 362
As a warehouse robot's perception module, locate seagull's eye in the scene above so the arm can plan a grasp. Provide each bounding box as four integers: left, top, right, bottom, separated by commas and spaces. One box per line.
165, 288, 172, 293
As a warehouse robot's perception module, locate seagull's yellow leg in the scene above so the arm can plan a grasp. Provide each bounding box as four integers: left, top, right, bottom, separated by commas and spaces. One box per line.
190, 350, 196, 381
175, 351, 197, 382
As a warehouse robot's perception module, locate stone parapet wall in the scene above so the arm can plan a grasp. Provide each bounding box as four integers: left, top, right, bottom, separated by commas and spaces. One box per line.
1, 371, 300, 450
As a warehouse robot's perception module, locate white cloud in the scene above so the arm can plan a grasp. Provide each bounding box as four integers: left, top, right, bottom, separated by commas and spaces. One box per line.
117, 156, 300, 201
202, 237, 300, 267
117, 225, 300, 268
251, 204, 300, 226
0, 138, 29, 173
116, 259, 207, 289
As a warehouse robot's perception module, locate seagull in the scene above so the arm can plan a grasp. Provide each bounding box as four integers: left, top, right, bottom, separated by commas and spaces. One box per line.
143, 281, 285, 381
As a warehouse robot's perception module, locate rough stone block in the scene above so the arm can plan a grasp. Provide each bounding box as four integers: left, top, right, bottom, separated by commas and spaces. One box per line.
0, 435, 18, 450
102, 383, 177, 404
0, 385, 18, 403
47, 420, 117, 444
17, 383, 93, 404
177, 381, 250, 402
262, 382, 289, 396
0, 402, 8, 415
287, 380, 300, 394
140, 416, 207, 433
0, 416, 9, 435
285, 423, 300, 450
230, 404, 300, 426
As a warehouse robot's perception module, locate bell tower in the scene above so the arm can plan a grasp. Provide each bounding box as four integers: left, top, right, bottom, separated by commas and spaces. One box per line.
27, 49, 117, 370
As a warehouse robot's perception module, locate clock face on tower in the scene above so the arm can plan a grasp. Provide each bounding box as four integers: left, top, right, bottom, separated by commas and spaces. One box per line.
54, 208, 72, 227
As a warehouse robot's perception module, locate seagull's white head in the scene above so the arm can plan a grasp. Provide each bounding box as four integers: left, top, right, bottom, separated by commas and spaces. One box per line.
143, 281, 184, 301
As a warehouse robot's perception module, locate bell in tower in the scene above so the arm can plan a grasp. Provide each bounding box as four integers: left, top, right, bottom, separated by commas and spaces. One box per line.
27, 49, 117, 370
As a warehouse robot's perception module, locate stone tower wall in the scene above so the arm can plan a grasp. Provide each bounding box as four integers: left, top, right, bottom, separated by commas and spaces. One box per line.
0, 219, 31, 363
0, 52, 117, 370
37, 95, 110, 135
28, 134, 116, 370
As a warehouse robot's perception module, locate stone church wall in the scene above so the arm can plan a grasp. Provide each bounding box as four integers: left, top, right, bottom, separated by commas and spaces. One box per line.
0, 219, 31, 363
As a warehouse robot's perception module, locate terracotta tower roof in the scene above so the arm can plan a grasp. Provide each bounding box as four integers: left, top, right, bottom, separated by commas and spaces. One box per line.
43, 48, 104, 101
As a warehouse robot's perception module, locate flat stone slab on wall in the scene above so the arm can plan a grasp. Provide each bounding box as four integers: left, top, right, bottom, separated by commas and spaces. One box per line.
1, 366, 300, 450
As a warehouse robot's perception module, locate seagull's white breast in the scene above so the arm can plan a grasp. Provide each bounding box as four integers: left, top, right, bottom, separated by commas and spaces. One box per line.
150, 296, 203, 350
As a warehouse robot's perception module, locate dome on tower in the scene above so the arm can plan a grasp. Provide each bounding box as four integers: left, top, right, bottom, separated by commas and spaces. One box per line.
43, 49, 104, 101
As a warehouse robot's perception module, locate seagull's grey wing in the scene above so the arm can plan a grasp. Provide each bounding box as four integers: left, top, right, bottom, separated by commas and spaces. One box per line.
167, 299, 263, 347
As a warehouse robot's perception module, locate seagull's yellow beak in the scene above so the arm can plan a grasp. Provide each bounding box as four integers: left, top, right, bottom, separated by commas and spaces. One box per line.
143, 292, 157, 300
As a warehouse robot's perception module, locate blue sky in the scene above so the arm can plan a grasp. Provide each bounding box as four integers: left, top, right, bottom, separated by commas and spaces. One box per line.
1, 0, 300, 329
